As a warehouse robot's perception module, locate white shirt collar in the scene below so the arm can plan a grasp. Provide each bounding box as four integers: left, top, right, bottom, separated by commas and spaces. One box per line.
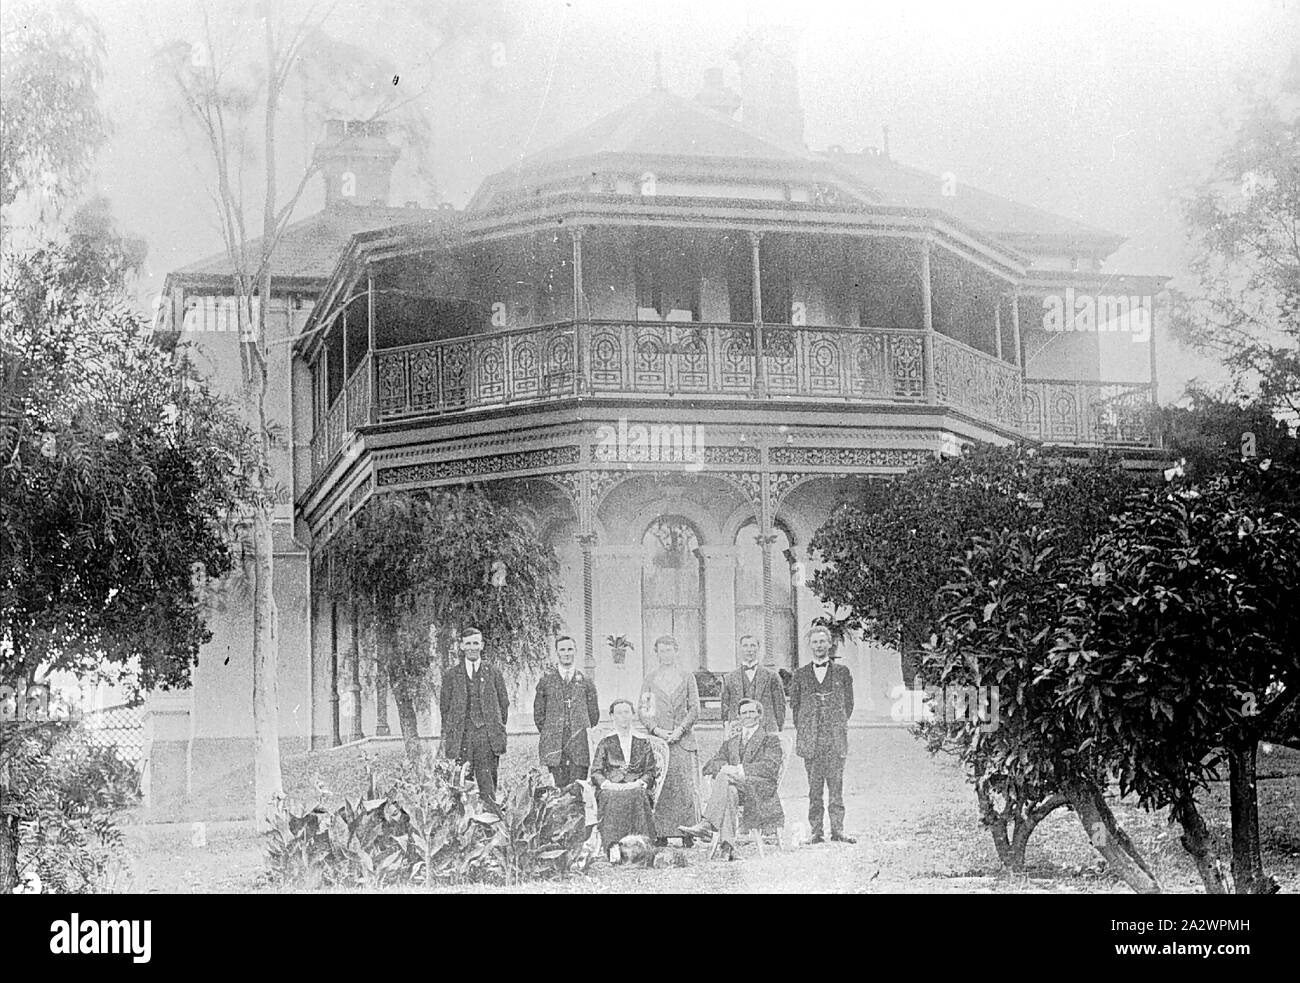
466, 659, 480, 677
616, 730, 634, 761
742, 725, 758, 744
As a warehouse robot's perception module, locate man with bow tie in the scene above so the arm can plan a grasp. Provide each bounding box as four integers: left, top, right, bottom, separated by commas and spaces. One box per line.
721, 634, 786, 736
440, 627, 510, 804
677, 699, 784, 861
533, 635, 600, 787
788, 625, 856, 844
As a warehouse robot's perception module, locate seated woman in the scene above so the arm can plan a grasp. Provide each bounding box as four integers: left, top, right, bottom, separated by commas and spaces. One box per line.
590, 698, 659, 857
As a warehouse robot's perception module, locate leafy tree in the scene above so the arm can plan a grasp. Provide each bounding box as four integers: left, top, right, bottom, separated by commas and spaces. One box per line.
322, 484, 560, 762
810, 443, 1134, 686
1159, 389, 1300, 505
925, 527, 1161, 892
1171, 55, 1300, 415
0, 243, 258, 891
810, 444, 1138, 874
1058, 463, 1300, 893
0, 0, 109, 218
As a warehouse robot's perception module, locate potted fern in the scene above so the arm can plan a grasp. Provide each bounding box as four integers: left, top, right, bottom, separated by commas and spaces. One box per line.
605, 634, 634, 665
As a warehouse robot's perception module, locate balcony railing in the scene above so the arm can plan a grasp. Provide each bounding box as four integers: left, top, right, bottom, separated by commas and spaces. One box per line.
1022, 378, 1154, 447
311, 320, 1156, 479
371, 320, 929, 423
933, 333, 1023, 433
310, 354, 372, 475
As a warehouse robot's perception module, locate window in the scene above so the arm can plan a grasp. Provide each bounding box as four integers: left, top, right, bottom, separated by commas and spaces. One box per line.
734, 520, 798, 668
641, 517, 706, 670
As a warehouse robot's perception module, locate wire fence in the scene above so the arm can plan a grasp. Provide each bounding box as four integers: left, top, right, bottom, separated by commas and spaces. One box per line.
80, 702, 145, 766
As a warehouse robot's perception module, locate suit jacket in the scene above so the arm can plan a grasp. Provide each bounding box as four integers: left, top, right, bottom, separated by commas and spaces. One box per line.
788, 660, 854, 759
703, 729, 785, 828
533, 667, 600, 766
720, 664, 787, 732
439, 659, 510, 757
590, 734, 658, 792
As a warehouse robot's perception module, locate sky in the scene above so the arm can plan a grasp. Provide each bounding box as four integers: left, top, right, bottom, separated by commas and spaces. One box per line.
62, 0, 1300, 399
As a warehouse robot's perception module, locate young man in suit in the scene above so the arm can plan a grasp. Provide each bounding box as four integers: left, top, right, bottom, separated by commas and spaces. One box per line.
787, 626, 856, 844
439, 627, 510, 803
533, 635, 600, 787
720, 634, 787, 735
678, 699, 784, 861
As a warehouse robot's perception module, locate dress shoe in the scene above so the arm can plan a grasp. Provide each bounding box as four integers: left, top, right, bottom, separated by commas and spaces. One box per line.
677, 822, 714, 841
808, 833, 825, 845
830, 832, 857, 844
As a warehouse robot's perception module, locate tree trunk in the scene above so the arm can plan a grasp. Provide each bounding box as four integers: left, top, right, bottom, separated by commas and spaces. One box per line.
389, 669, 423, 765
899, 626, 923, 689
1067, 781, 1161, 893
1009, 793, 1069, 870
0, 806, 17, 894
975, 784, 1013, 867
251, 503, 283, 826
1172, 792, 1230, 894
1227, 740, 1277, 893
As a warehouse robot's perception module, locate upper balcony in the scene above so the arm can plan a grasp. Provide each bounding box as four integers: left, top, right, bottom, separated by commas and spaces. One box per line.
308, 317, 1155, 481
298, 223, 1163, 491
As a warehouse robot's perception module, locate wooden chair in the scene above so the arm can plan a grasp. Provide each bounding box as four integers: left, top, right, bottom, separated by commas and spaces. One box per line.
705, 730, 794, 859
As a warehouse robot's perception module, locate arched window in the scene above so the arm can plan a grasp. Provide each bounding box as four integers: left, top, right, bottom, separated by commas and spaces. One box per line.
734, 519, 797, 668
641, 517, 705, 671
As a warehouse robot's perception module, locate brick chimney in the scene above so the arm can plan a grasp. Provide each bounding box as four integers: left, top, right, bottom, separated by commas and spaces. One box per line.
696, 67, 741, 118
315, 119, 400, 208
730, 23, 806, 146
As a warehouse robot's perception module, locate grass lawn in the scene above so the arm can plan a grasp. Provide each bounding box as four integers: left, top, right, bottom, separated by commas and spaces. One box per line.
118, 728, 1300, 894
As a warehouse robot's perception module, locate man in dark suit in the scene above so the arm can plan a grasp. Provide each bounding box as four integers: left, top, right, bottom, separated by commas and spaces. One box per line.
788, 625, 856, 844
439, 627, 510, 803
533, 635, 600, 787
678, 699, 784, 860
720, 634, 786, 735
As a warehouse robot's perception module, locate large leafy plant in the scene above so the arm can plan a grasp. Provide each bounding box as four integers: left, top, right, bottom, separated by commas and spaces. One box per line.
267, 761, 591, 889
488, 769, 591, 884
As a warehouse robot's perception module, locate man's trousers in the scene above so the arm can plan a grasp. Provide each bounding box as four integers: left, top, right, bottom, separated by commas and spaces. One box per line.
458, 725, 500, 802
804, 751, 846, 837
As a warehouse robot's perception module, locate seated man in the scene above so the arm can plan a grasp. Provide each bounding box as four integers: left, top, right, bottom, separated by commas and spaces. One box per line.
680, 699, 784, 860
590, 698, 660, 859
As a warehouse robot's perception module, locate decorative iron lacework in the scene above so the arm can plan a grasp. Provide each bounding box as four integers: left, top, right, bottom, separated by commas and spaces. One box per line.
768, 446, 936, 468
375, 445, 581, 487
588, 469, 630, 508
712, 470, 763, 508
702, 444, 761, 465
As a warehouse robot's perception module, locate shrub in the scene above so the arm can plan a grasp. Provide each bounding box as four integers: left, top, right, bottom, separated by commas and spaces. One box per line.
490, 769, 591, 884
266, 761, 593, 889
2, 722, 138, 893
